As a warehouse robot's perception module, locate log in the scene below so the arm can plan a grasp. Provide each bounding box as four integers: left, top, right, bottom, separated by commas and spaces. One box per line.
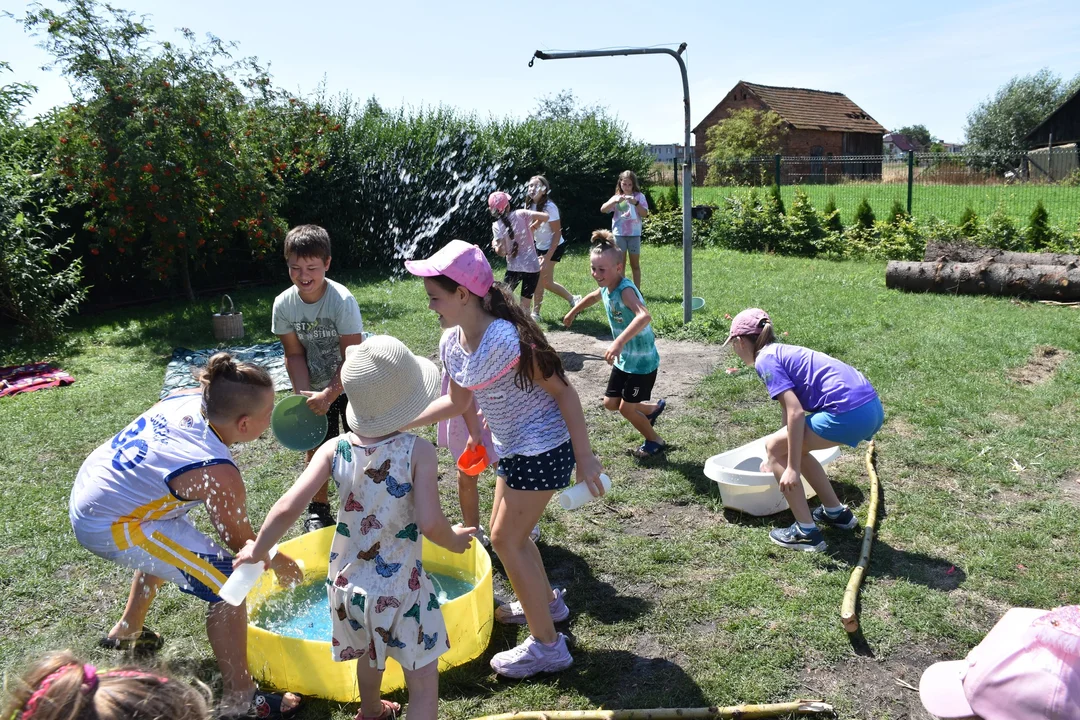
886, 260, 1080, 300
924, 241, 1080, 268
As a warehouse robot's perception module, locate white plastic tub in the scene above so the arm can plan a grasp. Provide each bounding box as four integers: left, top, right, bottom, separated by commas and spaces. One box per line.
703, 439, 842, 516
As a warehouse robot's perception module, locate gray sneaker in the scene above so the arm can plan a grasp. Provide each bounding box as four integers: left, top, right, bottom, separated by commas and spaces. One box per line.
490, 633, 573, 678
529, 523, 541, 544
571, 294, 583, 307
495, 587, 569, 625
811, 505, 859, 530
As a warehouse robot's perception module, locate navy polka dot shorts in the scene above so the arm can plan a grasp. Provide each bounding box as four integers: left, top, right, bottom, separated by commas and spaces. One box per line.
497, 439, 575, 492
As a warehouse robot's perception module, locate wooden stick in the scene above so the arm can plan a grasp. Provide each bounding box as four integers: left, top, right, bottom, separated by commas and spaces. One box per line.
469, 700, 835, 720
841, 441, 880, 633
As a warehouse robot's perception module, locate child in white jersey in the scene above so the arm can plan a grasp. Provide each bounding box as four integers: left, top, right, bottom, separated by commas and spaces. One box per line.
488, 191, 547, 320
526, 175, 582, 320
404, 240, 606, 679
69, 354, 302, 720
234, 336, 474, 720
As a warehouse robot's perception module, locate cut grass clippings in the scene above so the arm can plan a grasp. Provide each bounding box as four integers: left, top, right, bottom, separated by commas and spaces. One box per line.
1, 245, 1078, 719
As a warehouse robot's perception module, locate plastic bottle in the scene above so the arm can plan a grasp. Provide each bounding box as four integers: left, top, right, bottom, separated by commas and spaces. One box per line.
218, 544, 279, 606
557, 474, 612, 510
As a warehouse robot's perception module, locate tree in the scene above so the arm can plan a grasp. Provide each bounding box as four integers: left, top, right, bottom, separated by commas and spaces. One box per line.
21, 0, 336, 300
896, 124, 932, 148
704, 108, 789, 185
965, 68, 1080, 167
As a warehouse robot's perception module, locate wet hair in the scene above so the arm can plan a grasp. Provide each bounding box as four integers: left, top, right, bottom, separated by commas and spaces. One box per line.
428, 275, 567, 391
283, 224, 331, 261
2, 650, 211, 720
739, 320, 778, 357
493, 211, 518, 259
528, 175, 551, 213
615, 170, 640, 195
198, 353, 273, 424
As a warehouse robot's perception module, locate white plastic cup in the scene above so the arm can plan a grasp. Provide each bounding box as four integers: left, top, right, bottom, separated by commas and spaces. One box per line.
557, 473, 612, 510
218, 544, 278, 606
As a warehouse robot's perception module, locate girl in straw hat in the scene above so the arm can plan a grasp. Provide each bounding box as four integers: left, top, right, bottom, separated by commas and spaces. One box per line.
404, 240, 606, 680
235, 335, 475, 720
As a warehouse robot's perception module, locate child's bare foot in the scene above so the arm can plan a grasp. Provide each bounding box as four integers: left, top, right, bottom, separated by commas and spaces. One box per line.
356, 698, 400, 719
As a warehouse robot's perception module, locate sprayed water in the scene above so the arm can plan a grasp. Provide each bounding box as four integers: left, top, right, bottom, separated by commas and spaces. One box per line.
251, 571, 475, 641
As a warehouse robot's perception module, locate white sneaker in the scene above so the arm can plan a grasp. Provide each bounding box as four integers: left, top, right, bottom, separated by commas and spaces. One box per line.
530, 312, 542, 322
474, 525, 491, 548
571, 294, 583, 307
495, 587, 569, 625
490, 633, 573, 678
529, 523, 541, 543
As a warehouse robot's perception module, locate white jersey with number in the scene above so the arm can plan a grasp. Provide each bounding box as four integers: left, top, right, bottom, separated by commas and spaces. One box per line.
69, 393, 235, 547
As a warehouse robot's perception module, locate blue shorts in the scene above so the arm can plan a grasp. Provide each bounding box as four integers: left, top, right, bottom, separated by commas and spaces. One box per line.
807, 397, 884, 448
497, 439, 574, 492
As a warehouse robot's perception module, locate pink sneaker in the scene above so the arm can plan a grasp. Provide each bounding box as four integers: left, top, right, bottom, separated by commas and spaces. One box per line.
495, 588, 569, 625
489, 633, 573, 678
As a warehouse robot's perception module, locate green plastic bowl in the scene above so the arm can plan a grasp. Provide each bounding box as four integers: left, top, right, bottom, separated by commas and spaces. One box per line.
271, 394, 329, 451
691, 296, 706, 311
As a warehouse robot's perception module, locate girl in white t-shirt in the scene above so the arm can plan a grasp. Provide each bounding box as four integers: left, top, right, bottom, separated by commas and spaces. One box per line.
404, 240, 606, 680
526, 175, 582, 321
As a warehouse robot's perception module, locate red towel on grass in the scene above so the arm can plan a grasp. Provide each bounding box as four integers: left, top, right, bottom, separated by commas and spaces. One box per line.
0, 363, 75, 398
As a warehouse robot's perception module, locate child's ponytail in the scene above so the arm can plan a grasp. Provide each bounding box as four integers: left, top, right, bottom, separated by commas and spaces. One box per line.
199, 352, 273, 423
753, 321, 777, 354
481, 283, 567, 391
496, 213, 518, 259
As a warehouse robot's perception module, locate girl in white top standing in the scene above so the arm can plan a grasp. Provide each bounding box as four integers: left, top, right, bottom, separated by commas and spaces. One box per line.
404, 240, 606, 679
600, 170, 649, 291
526, 175, 582, 322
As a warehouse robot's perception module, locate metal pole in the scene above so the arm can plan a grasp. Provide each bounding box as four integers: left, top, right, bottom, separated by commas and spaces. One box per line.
531, 45, 694, 324
906, 150, 914, 216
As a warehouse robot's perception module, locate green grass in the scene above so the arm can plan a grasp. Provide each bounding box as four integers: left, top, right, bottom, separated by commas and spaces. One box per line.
2, 246, 1079, 719
676, 184, 1080, 227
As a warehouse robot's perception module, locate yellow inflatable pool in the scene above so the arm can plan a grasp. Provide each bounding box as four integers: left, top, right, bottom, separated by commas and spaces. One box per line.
245, 527, 493, 702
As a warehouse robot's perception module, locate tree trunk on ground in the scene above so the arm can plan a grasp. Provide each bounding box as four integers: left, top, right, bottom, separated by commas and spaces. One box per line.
886, 260, 1080, 300
924, 241, 1080, 267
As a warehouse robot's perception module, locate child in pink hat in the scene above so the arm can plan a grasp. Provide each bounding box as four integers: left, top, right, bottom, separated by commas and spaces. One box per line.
487, 191, 549, 321
919, 605, 1079, 719
725, 308, 883, 553
404, 240, 606, 680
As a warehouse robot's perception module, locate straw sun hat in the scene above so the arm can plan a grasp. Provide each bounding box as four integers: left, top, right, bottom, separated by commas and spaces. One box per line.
342, 335, 441, 438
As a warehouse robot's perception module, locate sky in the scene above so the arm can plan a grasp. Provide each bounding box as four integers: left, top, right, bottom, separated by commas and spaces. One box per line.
3, 0, 1080, 145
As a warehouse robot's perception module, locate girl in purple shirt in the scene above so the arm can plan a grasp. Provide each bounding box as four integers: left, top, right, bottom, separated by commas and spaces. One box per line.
724, 308, 884, 553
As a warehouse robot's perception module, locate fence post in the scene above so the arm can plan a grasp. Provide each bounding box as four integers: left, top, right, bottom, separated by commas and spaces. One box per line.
906, 150, 914, 216
774, 154, 782, 188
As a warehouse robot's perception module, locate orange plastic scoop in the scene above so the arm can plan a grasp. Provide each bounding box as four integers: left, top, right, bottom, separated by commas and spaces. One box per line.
456, 445, 489, 476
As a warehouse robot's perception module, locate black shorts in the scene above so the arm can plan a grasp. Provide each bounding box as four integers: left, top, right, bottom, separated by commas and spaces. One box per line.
321, 393, 351, 444
504, 271, 540, 299
548, 243, 568, 262
497, 439, 575, 492
605, 367, 657, 403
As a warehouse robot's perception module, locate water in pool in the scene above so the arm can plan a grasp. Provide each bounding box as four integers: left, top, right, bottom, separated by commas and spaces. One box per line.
252, 571, 475, 640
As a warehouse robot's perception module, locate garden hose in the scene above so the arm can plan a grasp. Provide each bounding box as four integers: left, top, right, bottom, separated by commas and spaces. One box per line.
468, 700, 835, 719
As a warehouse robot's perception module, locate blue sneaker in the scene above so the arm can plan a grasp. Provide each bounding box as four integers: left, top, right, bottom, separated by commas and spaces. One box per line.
811, 505, 859, 530
769, 523, 827, 552
645, 398, 667, 426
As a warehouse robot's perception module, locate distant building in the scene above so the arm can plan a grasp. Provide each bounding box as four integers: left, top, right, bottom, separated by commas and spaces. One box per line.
692, 80, 885, 184
940, 142, 965, 154
647, 144, 693, 163
883, 132, 922, 158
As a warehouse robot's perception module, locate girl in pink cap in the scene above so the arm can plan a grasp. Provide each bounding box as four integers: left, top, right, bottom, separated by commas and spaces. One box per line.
404, 240, 606, 679
488, 191, 548, 321
725, 308, 883, 553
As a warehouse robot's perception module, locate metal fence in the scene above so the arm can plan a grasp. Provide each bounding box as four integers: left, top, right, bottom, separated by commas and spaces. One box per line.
656, 147, 1080, 227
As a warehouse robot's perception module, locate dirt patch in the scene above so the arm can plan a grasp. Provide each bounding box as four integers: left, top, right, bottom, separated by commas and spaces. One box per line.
800, 649, 943, 720
546, 328, 726, 409
621, 502, 726, 539
1062, 471, 1080, 506
1008, 345, 1070, 385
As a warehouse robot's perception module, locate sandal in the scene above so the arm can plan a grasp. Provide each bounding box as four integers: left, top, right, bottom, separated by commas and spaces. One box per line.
221, 690, 302, 720
628, 440, 666, 459
356, 699, 400, 720
97, 627, 164, 652
645, 398, 667, 426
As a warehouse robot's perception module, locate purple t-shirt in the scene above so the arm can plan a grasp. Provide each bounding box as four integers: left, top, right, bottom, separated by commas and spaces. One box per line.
754, 343, 877, 414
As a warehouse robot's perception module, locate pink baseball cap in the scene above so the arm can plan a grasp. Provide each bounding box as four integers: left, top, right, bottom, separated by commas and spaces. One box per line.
721, 308, 771, 347
487, 191, 511, 214
404, 239, 494, 297
919, 605, 1080, 720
